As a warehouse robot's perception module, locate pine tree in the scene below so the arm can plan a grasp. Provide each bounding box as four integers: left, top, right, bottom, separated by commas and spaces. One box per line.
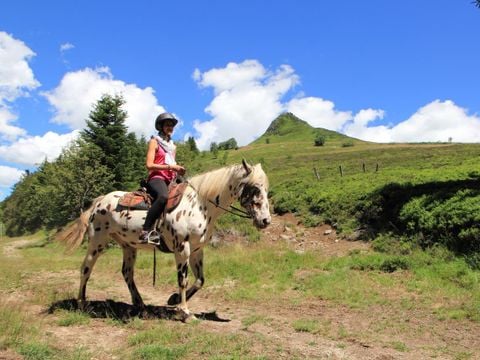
81, 94, 133, 191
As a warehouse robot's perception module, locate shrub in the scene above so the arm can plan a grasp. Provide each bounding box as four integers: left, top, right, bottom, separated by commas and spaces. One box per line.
314, 135, 326, 146
272, 191, 300, 214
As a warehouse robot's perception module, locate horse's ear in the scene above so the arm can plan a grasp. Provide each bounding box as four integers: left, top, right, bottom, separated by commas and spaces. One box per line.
242, 159, 252, 176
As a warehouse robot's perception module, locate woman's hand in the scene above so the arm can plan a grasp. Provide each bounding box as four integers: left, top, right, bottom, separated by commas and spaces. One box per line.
170, 164, 186, 175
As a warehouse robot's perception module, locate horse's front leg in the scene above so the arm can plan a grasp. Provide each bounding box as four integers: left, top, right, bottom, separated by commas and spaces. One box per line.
172, 241, 191, 315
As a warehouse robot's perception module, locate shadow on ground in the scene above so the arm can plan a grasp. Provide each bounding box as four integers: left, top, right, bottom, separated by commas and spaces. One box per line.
47, 299, 230, 323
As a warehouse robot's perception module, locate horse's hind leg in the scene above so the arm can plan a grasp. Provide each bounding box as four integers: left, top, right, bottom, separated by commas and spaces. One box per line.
121, 245, 144, 308
78, 233, 108, 308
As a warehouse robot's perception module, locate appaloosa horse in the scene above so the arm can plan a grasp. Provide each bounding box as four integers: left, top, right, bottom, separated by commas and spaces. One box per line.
57, 160, 271, 317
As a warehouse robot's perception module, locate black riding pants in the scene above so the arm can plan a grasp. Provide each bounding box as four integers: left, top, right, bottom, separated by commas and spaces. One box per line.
143, 178, 169, 231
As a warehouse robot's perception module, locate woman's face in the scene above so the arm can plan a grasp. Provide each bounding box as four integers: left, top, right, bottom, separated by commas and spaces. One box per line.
162, 120, 175, 136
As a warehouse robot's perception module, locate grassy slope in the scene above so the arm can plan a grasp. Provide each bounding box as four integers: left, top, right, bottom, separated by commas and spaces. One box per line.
189, 113, 480, 238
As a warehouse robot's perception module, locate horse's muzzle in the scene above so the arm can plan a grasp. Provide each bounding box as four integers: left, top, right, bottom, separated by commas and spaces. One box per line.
254, 217, 271, 229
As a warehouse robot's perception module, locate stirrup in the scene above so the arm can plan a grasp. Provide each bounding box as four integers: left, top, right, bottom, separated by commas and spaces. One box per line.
147, 230, 161, 245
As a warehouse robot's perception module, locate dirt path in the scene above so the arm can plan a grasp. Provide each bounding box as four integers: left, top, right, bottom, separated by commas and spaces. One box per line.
1, 215, 479, 359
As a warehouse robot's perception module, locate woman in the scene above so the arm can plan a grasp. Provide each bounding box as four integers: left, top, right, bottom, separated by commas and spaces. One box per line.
139, 112, 185, 243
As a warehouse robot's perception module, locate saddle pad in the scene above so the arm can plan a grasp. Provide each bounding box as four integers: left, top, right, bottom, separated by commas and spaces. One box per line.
117, 183, 187, 212
166, 182, 188, 212
118, 191, 152, 210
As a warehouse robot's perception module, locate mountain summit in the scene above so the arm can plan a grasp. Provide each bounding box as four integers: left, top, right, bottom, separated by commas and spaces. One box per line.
253, 112, 355, 145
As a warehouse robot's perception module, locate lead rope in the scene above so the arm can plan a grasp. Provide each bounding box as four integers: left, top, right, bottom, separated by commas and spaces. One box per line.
153, 247, 156, 286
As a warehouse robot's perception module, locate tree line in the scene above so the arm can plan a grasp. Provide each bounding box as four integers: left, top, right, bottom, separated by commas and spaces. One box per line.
0, 94, 198, 236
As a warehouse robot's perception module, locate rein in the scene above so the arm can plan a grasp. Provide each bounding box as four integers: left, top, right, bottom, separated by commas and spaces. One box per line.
184, 180, 251, 219
207, 199, 251, 219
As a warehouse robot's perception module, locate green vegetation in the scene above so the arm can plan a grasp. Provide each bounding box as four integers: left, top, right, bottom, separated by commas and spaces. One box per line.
1, 233, 479, 358
2, 106, 480, 357
0, 94, 148, 236
3, 108, 480, 264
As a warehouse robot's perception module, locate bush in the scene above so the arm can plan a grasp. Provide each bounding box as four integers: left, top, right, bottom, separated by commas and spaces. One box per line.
272, 191, 300, 214
314, 135, 326, 146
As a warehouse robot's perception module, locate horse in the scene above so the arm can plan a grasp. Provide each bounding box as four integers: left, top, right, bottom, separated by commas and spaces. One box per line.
56, 160, 271, 318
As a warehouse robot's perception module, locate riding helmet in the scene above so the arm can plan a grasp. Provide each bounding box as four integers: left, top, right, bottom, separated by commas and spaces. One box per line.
155, 112, 179, 131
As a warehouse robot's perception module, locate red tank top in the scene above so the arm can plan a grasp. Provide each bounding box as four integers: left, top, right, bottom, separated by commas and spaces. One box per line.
147, 141, 176, 183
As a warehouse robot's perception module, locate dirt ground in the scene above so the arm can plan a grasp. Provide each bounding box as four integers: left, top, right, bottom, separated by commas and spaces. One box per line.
1, 214, 479, 360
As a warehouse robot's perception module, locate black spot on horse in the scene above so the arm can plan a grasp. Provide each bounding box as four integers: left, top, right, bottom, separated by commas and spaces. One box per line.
100, 209, 107, 215
95, 227, 101, 232
83, 267, 89, 275
215, 195, 220, 205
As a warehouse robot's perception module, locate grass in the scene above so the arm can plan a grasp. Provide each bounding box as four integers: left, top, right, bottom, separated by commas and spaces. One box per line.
1, 224, 479, 358
56, 310, 91, 326
292, 318, 325, 334
127, 321, 263, 359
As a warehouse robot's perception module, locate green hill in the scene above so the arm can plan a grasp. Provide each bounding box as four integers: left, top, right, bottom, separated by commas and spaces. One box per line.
252, 112, 357, 145
187, 113, 480, 264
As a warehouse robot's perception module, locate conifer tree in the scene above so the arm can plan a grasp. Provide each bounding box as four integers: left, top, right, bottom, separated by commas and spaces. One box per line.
81, 94, 135, 191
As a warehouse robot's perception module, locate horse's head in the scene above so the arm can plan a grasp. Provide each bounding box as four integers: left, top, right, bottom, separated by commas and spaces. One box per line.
239, 160, 271, 229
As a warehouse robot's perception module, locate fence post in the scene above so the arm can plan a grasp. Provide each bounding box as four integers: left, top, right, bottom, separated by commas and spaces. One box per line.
339, 165, 343, 177
362, 163, 366, 173
313, 167, 320, 180
375, 163, 379, 172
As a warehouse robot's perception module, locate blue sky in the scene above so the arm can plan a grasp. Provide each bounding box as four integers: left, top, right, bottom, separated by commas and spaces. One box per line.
1, 0, 479, 200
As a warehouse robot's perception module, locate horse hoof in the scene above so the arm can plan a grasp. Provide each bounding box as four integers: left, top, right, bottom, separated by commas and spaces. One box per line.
184, 313, 197, 323
77, 299, 86, 311
167, 293, 180, 306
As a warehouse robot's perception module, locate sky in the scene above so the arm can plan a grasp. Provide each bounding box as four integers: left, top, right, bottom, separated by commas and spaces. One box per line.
1, 0, 480, 200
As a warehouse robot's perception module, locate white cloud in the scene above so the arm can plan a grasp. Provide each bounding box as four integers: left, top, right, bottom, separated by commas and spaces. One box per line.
344, 100, 480, 143
42, 67, 165, 137
0, 31, 40, 101
286, 96, 353, 131
0, 106, 26, 141
0, 31, 40, 141
0, 165, 24, 187
0, 130, 79, 166
60, 42, 74, 53
192, 60, 299, 149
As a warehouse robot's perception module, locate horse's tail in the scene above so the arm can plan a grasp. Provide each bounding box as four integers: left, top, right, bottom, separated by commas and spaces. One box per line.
56, 196, 105, 252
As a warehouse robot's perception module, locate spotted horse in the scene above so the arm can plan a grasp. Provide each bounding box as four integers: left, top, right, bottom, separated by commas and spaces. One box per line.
57, 160, 271, 319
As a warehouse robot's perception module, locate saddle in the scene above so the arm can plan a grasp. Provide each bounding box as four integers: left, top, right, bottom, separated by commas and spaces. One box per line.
118, 180, 188, 212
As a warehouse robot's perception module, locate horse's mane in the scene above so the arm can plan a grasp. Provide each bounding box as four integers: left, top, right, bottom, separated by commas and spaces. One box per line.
189, 163, 268, 202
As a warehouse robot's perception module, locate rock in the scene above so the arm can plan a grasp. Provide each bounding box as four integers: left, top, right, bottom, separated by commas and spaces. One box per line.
324, 229, 332, 235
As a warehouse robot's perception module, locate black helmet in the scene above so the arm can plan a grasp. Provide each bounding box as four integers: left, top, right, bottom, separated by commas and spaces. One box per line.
155, 112, 178, 131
